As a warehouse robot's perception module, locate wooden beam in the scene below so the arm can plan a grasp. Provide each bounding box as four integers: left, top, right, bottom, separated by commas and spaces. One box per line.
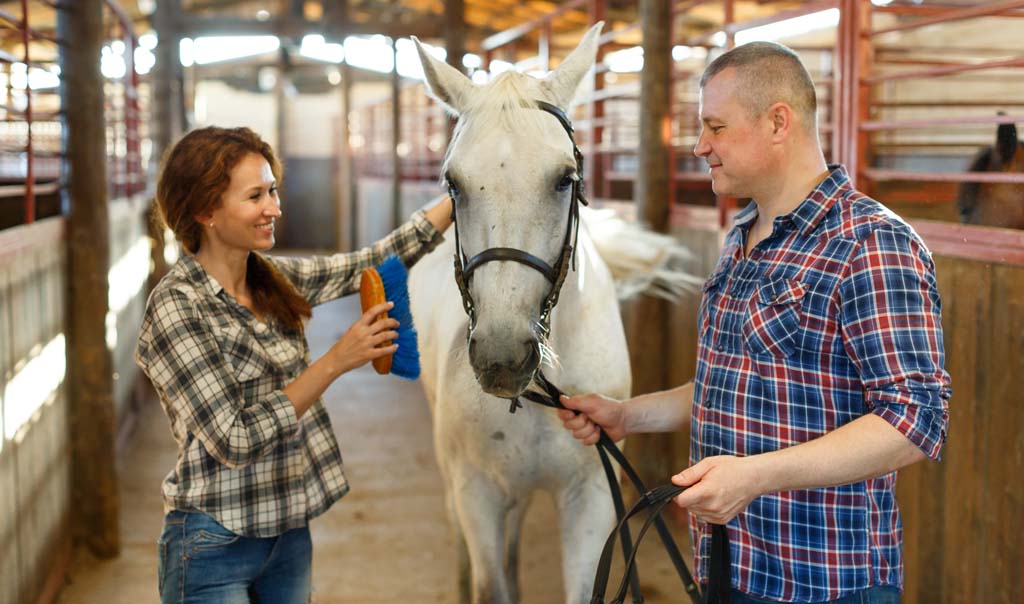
178, 14, 443, 39
57, 0, 119, 559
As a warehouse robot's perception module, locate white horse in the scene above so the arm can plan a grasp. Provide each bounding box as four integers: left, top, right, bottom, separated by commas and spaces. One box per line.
409, 24, 693, 604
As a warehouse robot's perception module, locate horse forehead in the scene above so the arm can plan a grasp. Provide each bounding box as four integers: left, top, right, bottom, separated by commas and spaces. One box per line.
453, 124, 574, 178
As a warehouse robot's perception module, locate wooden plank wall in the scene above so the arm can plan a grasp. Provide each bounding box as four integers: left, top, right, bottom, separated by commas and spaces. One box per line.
899, 255, 1024, 604
0, 218, 71, 604
652, 223, 1024, 603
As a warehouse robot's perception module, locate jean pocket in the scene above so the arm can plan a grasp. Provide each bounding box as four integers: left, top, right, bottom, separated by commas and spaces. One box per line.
743, 279, 806, 358
185, 513, 241, 554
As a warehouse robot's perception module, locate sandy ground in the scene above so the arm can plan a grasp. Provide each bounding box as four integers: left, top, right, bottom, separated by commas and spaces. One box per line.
56, 295, 691, 603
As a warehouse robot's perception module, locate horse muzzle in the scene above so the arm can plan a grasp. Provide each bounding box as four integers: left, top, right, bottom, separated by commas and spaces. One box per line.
468, 335, 541, 398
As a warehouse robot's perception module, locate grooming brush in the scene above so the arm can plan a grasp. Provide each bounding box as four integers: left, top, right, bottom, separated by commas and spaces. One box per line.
359, 255, 420, 380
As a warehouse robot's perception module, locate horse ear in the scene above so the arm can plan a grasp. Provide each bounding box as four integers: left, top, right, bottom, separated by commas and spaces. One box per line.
540, 22, 604, 109
996, 122, 1018, 166
413, 36, 474, 115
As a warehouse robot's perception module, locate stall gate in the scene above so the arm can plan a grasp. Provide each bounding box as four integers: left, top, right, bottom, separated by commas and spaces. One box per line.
0, 1, 151, 603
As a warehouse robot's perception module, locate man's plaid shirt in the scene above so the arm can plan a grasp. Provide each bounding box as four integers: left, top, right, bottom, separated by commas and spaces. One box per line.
136, 211, 443, 538
690, 166, 951, 602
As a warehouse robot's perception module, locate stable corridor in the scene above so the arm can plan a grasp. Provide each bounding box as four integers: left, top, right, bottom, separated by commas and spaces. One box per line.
55, 295, 688, 604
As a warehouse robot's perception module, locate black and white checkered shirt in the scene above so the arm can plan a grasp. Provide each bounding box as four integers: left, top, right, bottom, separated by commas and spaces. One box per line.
136, 211, 443, 537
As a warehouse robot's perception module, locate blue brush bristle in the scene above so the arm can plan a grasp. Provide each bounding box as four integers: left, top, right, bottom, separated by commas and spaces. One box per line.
376, 255, 420, 380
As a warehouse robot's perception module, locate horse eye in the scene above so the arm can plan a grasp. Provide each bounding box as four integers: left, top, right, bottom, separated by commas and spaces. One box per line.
445, 174, 461, 198
556, 174, 575, 192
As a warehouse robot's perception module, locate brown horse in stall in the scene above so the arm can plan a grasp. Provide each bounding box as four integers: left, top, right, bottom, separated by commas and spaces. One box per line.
957, 122, 1024, 229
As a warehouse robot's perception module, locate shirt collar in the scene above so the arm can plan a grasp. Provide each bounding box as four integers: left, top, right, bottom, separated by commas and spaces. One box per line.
730, 164, 851, 237
177, 253, 225, 297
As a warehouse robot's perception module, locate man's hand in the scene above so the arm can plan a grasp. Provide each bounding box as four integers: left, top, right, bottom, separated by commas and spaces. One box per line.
672, 455, 764, 524
556, 393, 627, 445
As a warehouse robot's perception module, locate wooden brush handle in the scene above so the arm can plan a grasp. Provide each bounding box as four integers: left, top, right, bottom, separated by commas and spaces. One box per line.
359, 268, 393, 375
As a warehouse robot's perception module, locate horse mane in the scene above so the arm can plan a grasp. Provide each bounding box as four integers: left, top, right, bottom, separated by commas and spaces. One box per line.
441, 72, 558, 179
582, 208, 702, 301
956, 146, 991, 221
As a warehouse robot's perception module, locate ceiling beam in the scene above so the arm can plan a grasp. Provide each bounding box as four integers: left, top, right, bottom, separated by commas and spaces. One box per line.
178, 14, 442, 39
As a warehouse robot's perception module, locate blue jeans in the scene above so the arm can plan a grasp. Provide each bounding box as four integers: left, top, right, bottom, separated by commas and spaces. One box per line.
730, 586, 900, 604
157, 510, 312, 604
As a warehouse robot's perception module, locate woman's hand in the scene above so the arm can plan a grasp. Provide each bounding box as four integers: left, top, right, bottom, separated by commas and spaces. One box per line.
424, 195, 453, 233
328, 301, 399, 375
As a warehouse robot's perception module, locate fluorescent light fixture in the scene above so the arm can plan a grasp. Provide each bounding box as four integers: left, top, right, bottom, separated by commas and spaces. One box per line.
135, 46, 156, 75
111, 39, 126, 56
179, 36, 281, 66
398, 38, 445, 79
256, 9, 270, 21
489, 59, 514, 75
101, 46, 127, 79
471, 70, 488, 85
871, 0, 893, 5
3, 334, 66, 441
140, 32, 158, 50
463, 53, 482, 69
672, 45, 693, 61
343, 36, 394, 73
734, 8, 840, 45
300, 34, 345, 64
25, 67, 59, 89
180, 38, 195, 67
605, 46, 644, 73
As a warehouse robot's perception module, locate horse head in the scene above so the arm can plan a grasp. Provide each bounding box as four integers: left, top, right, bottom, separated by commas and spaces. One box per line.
414, 23, 602, 398
957, 121, 1024, 229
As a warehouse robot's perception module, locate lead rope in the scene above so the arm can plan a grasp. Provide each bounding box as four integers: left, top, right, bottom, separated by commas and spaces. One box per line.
517, 371, 720, 604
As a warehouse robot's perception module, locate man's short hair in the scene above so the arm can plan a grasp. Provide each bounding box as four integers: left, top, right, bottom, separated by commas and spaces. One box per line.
700, 42, 817, 131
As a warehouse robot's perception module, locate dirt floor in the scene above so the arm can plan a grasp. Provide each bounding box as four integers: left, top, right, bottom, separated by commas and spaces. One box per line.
56, 296, 692, 604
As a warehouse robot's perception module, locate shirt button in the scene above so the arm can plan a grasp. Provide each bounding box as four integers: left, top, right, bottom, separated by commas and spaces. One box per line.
704, 398, 712, 408
716, 344, 724, 352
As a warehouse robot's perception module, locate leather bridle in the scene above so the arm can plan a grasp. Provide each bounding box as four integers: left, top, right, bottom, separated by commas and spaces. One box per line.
447, 100, 588, 339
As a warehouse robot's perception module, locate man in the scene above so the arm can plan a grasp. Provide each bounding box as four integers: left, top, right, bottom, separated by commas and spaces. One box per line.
558, 42, 950, 604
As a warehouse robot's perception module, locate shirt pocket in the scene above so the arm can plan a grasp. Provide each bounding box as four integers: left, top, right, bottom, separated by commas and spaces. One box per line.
742, 278, 807, 358
214, 325, 273, 382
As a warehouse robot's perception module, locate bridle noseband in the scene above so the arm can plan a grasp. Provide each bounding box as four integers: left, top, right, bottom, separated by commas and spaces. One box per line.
448, 100, 588, 339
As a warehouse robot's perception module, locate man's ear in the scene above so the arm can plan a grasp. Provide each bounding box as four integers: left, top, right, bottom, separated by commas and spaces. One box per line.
768, 102, 794, 142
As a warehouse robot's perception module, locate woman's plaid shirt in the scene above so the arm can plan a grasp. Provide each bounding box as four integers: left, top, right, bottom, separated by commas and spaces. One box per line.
136, 211, 443, 538
690, 166, 951, 602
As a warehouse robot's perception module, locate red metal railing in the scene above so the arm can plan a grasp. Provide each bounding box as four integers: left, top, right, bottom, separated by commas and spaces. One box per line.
0, 0, 148, 230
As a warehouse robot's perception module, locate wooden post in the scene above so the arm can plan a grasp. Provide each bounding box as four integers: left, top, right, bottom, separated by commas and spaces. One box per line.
391, 38, 402, 230
58, 0, 120, 558
445, 0, 465, 74
337, 66, 353, 252
625, 0, 674, 488
152, 0, 184, 163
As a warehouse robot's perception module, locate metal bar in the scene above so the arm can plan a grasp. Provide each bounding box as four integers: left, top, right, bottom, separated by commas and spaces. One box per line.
0, 180, 60, 198
909, 219, 1024, 266
861, 113, 1024, 131
868, 0, 1024, 37
481, 0, 586, 51
863, 169, 1024, 184
597, 22, 641, 46
721, 0, 836, 35
865, 56, 1024, 83
873, 4, 1024, 18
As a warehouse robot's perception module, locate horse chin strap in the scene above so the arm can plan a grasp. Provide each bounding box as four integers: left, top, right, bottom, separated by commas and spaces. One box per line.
449, 100, 588, 342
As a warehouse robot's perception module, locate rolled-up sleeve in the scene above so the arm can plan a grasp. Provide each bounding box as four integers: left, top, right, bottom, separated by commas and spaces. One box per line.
272, 209, 444, 306
838, 226, 951, 459
136, 287, 299, 468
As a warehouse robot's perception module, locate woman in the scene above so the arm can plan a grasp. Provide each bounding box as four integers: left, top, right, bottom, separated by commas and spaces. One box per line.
136, 126, 451, 603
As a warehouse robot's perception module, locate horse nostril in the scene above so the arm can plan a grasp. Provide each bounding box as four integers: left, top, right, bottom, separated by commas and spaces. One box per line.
519, 339, 540, 371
